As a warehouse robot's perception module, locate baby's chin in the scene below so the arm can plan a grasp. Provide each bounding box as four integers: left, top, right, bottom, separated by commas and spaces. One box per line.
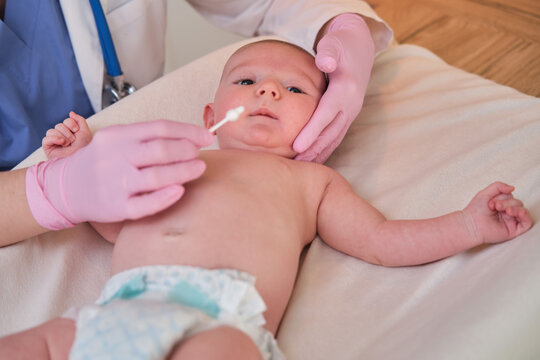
217, 137, 297, 159
216, 126, 297, 158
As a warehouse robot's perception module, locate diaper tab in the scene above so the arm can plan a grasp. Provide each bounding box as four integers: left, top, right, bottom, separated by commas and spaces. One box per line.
103, 274, 146, 304
220, 279, 267, 327
168, 280, 221, 318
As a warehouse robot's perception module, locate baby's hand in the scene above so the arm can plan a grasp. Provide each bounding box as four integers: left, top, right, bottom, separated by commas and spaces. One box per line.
463, 182, 533, 245
43, 112, 92, 159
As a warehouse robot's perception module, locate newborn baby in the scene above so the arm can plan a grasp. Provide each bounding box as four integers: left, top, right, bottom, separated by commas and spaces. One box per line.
3, 40, 532, 360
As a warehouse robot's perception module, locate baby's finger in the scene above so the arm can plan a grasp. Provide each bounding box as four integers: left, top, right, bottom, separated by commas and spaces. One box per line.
503, 205, 520, 218
44, 129, 69, 145
488, 193, 511, 211
42, 135, 67, 148
69, 111, 90, 132
45, 128, 64, 139
493, 197, 522, 212
63, 117, 79, 133
480, 182, 515, 202
514, 207, 533, 235
54, 123, 76, 143
492, 193, 514, 201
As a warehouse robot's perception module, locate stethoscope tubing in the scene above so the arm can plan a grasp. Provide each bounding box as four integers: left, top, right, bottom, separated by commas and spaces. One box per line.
88, 0, 123, 77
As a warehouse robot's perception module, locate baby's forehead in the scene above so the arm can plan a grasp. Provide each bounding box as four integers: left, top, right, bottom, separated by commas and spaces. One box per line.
236, 40, 307, 53
222, 40, 325, 87
228, 40, 313, 64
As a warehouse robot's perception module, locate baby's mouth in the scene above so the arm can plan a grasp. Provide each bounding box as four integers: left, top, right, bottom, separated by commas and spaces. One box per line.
249, 108, 278, 120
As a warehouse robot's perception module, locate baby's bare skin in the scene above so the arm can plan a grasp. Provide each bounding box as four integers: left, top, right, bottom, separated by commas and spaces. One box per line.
111, 149, 332, 333
5, 40, 529, 359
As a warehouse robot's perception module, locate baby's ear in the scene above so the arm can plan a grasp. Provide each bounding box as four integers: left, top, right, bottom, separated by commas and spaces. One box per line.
203, 103, 216, 131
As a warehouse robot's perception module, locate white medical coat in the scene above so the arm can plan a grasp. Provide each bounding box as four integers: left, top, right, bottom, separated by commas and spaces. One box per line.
58, 0, 392, 112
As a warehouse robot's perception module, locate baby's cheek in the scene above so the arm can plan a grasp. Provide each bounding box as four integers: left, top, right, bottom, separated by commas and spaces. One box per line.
291, 116, 310, 135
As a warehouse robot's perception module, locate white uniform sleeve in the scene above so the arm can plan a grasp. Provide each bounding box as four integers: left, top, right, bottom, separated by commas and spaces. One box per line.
187, 0, 393, 55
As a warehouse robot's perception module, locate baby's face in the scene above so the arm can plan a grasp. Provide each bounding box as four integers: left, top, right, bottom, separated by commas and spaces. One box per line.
204, 41, 326, 158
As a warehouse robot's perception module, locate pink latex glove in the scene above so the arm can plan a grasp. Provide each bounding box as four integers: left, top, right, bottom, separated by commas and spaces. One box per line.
26, 120, 214, 230
294, 13, 375, 163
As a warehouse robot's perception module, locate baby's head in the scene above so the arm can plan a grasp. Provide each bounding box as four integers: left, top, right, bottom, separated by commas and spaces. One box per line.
204, 40, 327, 159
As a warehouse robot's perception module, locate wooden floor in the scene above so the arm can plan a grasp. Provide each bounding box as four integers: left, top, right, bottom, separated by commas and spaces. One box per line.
367, 0, 540, 97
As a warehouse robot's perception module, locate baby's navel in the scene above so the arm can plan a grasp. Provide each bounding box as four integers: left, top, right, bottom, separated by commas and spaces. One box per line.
163, 228, 186, 241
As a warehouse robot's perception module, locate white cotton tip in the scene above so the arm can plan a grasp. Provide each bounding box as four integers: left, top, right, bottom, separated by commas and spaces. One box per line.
225, 105, 245, 121
208, 106, 245, 133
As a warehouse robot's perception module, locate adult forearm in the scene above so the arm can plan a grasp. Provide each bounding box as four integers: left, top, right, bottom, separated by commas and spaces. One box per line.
0, 169, 48, 247
368, 211, 481, 267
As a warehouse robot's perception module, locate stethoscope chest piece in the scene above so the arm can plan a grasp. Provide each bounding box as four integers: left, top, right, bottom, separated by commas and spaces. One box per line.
90, 0, 136, 108
102, 75, 136, 107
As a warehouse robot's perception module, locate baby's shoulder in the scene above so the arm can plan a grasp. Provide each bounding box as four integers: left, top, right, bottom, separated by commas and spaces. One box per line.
287, 159, 341, 189
289, 158, 338, 174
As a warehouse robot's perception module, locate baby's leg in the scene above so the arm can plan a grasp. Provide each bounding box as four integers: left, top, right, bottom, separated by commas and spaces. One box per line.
170, 326, 263, 360
0, 317, 75, 359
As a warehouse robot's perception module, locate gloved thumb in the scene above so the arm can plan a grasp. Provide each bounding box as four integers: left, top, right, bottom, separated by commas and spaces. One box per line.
315, 33, 343, 73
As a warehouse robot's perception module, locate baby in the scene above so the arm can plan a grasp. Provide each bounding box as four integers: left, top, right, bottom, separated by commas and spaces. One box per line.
3, 40, 533, 359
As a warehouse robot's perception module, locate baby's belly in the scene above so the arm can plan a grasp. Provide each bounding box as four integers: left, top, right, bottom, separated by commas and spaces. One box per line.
111, 224, 302, 275
110, 214, 306, 333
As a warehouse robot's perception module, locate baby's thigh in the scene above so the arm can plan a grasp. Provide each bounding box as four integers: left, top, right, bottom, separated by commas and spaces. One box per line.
170, 325, 263, 360
0, 317, 75, 359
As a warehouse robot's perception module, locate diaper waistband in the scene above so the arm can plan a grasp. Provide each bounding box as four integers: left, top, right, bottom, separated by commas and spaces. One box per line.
96, 265, 267, 326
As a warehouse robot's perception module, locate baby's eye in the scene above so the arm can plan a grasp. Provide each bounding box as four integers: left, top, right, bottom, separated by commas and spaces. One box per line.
237, 79, 254, 85
287, 86, 303, 94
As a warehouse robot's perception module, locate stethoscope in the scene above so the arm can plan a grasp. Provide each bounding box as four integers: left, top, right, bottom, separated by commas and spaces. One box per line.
89, 0, 136, 107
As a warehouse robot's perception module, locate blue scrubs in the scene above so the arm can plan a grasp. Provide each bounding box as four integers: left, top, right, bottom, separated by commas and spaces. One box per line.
0, 0, 94, 170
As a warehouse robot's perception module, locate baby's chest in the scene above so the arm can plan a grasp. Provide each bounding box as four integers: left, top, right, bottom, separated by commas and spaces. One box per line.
189, 151, 328, 224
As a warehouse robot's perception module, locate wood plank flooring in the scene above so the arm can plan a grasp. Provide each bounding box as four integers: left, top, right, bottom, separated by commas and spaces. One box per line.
367, 0, 540, 96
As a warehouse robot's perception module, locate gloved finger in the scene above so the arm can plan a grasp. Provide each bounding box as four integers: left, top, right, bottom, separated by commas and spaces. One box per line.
295, 111, 347, 163
54, 123, 76, 143
125, 184, 185, 219
315, 33, 342, 73
131, 159, 206, 193
121, 120, 214, 147
128, 138, 202, 168
317, 114, 351, 163
293, 92, 341, 153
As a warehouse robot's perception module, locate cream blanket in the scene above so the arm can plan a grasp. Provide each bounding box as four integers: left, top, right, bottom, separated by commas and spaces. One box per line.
3, 39, 540, 359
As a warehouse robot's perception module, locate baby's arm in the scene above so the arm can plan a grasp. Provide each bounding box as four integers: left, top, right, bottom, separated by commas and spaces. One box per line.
317, 173, 533, 267
43, 112, 93, 159
43, 112, 122, 243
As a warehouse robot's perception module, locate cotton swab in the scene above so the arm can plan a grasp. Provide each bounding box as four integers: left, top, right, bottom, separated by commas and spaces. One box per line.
208, 106, 245, 133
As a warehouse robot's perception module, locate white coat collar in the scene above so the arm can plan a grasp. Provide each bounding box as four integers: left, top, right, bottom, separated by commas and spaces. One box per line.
59, 0, 105, 112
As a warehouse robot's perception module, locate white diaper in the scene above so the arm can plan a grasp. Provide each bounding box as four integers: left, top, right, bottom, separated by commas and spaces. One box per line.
68, 265, 284, 360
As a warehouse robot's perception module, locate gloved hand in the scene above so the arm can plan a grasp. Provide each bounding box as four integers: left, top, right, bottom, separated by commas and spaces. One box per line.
26, 120, 214, 230
294, 13, 375, 163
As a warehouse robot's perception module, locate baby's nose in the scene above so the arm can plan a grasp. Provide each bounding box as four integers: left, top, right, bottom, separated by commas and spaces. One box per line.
256, 81, 281, 100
